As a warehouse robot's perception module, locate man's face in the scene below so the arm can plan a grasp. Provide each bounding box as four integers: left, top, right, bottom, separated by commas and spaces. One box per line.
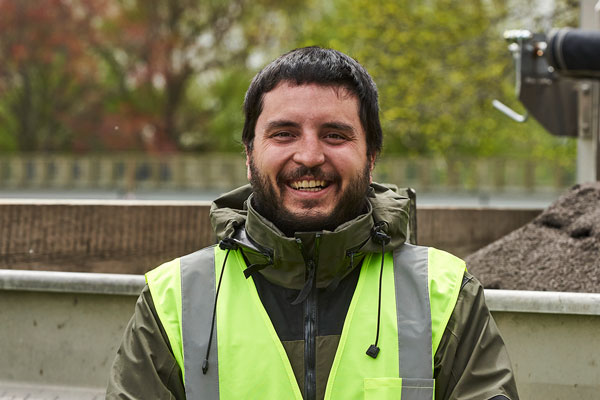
247, 82, 374, 235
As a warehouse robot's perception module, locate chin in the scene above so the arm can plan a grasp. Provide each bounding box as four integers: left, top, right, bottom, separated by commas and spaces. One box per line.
287, 207, 331, 220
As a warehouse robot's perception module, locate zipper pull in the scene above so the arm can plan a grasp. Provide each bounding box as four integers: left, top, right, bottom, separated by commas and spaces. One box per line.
291, 237, 317, 305
347, 251, 355, 269
295, 237, 304, 255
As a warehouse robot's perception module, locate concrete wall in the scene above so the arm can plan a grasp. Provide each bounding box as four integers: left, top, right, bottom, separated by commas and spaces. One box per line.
0, 271, 141, 398
0, 200, 542, 274
1, 290, 131, 389
1, 271, 599, 399
494, 312, 600, 399
486, 290, 600, 400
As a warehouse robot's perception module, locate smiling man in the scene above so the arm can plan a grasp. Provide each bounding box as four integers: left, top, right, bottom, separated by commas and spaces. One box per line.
108, 47, 519, 400
248, 82, 373, 235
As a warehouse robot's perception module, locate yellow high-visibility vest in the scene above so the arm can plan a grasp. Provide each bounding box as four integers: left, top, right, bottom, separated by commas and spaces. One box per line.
146, 243, 465, 399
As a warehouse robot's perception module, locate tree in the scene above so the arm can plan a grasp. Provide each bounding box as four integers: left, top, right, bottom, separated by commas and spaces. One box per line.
0, 0, 306, 153
94, 0, 305, 152
295, 0, 576, 165
0, 0, 110, 152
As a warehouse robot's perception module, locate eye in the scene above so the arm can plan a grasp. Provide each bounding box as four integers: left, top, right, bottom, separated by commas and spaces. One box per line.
273, 131, 293, 138
268, 130, 297, 142
324, 132, 347, 142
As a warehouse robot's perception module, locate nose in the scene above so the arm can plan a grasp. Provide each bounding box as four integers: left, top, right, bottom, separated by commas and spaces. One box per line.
291, 134, 326, 167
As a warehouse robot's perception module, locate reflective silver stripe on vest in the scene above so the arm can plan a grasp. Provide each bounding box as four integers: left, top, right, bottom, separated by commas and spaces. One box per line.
181, 246, 219, 399
393, 244, 433, 379
401, 378, 435, 400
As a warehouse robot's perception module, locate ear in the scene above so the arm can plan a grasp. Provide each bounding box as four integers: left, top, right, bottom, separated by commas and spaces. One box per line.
368, 154, 375, 183
245, 146, 252, 181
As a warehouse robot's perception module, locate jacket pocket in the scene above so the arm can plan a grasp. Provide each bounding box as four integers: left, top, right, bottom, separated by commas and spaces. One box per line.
364, 377, 434, 400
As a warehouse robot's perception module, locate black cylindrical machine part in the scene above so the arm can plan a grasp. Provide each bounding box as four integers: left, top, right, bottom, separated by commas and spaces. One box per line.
547, 28, 600, 76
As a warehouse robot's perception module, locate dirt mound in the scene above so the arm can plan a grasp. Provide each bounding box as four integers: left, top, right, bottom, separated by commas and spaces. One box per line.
466, 182, 600, 293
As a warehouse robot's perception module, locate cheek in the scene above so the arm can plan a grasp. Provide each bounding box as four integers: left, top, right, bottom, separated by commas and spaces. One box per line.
252, 154, 287, 184
335, 154, 365, 176
261, 151, 292, 174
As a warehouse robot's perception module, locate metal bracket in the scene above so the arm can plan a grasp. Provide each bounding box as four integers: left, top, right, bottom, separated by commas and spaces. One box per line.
492, 30, 532, 123
577, 81, 600, 139
575, 79, 600, 182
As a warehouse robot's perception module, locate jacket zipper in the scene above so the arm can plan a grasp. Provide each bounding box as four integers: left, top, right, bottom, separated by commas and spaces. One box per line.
296, 233, 320, 400
304, 258, 317, 400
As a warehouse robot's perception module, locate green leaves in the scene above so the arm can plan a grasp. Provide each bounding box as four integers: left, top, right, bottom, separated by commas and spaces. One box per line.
294, 0, 576, 164
0, 0, 577, 170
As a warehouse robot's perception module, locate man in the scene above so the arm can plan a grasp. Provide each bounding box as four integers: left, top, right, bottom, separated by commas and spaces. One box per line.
107, 47, 519, 400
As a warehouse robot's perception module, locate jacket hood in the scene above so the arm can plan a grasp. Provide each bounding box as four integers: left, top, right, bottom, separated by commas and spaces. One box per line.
210, 183, 412, 289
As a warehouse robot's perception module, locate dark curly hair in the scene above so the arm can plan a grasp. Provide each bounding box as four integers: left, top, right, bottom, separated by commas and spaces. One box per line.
242, 46, 382, 158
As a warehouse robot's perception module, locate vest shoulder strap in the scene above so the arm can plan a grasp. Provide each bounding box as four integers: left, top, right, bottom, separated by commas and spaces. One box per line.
145, 244, 219, 393
392, 244, 465, 375
145, 257, 184, 375
180, 246, 219, 399
427, 247, 466, 355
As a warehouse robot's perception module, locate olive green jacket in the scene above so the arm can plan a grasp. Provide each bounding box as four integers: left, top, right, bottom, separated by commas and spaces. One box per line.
107, 184, 519, 400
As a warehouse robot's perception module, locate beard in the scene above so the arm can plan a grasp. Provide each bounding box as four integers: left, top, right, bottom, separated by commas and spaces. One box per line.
248, 157, 371, 237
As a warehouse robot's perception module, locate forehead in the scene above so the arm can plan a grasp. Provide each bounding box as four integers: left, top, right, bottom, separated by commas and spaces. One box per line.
263, 81, 356, 103
258, 82, 361, 125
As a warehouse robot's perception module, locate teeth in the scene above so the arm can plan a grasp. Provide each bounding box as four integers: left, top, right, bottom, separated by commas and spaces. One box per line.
291, 180, 327, 190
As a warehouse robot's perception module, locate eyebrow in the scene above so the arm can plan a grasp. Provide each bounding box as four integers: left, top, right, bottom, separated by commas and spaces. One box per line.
264, 120, 356, 134
265, 120, 301, 131
322, 122, 356, 134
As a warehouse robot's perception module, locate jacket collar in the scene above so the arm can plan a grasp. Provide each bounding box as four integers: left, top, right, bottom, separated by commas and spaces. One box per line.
210, 183, 411, 289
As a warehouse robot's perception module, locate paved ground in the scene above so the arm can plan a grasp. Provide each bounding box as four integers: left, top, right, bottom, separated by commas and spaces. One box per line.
0, 383, 104, 400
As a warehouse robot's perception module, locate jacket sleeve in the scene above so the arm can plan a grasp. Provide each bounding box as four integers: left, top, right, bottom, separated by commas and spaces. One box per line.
106, 285, 186, 400
433, 272, 519, 400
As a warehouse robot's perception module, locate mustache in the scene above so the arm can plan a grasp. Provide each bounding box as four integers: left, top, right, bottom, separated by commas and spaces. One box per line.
276, 166, 340, 184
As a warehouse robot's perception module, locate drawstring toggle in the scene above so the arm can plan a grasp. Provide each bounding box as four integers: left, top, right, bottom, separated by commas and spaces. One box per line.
366, 344, 380, 359
371, 221, 391, 245
219, 238, 238, 250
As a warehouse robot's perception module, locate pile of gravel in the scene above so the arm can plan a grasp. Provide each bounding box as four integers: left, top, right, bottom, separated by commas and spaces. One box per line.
466, 182, 600, 293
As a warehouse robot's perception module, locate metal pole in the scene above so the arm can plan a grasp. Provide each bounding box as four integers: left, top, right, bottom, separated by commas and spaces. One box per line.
577, 0, 600, 183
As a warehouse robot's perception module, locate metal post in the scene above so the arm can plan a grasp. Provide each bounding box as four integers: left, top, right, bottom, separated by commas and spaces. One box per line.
577, 0, 600, 182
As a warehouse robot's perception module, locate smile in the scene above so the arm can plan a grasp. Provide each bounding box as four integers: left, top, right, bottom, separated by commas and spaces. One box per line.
289, 179, 329, 191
